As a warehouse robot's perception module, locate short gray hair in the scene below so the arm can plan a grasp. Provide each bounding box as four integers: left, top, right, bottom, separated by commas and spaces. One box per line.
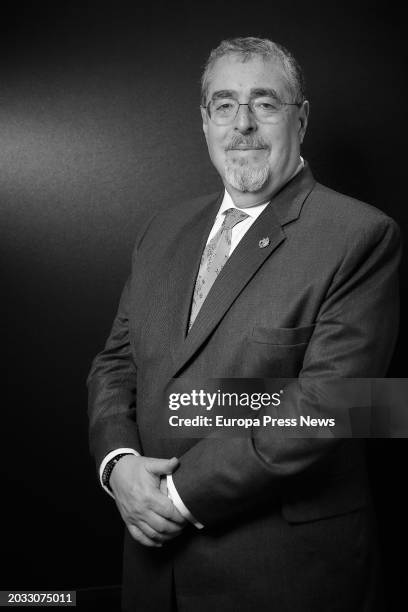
201, 37, 305, 105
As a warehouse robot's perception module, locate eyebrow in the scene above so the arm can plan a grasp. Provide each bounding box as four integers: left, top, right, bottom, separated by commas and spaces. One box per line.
250, 88, 280, 99
211, 90, 236, 100
211, 88, 280, 100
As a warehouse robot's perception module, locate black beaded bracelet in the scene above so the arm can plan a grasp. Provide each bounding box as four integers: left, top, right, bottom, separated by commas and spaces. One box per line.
102, 453, 134, 491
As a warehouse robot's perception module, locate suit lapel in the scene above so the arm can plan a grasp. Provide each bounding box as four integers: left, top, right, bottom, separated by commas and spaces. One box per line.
166, 192, 223, 356
171, 165, 316, 377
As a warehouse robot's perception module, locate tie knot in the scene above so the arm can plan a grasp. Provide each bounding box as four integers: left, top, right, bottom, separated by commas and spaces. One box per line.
222, 207, 249, 231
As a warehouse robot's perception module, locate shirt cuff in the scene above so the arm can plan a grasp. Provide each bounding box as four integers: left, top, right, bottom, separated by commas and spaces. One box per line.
99, 448, 139, 499
166, 474, 204, 529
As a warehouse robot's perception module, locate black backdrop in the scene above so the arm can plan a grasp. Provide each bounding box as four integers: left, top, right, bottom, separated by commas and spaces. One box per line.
1, 1, 406, 609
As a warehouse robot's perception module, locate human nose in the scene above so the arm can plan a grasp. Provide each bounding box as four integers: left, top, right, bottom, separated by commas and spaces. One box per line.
233, 103, 257, 133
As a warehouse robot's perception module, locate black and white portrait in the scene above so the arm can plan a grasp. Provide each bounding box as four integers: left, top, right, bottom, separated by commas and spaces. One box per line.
1, 2, 406, 610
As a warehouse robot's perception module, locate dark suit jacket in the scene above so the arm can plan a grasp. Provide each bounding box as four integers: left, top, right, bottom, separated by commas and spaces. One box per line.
88, 165, 401, 612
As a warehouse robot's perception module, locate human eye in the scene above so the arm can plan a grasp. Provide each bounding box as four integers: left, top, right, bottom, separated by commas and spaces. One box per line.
213, 99, 236, 113
254, 97, 281, 112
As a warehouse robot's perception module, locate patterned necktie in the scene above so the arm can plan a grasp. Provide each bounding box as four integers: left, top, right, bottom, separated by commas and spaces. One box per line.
189, 207, 250, 329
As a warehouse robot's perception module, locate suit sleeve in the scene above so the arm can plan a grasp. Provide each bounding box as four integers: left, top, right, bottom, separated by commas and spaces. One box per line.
87, 214, 157, 469
171, 216, 402, 526
87, 277, 141, 469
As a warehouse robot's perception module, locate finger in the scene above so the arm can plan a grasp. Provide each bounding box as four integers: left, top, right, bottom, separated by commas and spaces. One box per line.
146, 457, 179, 476
149, 491, 186, 524
114, 484, 182, 527
137, 520, 167, 542
127, 523, 162, 548
138, 519, 182, 543
159, 477, 168, 496
145, 511, 185, 536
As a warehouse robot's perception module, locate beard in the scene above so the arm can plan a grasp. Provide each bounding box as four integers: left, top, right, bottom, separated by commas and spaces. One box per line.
224, 157, 270, 192
223, 135, 271, 192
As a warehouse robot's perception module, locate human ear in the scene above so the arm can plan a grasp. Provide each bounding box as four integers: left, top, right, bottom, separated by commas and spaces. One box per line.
201, 105, 209, 137
298, 100, 309, 143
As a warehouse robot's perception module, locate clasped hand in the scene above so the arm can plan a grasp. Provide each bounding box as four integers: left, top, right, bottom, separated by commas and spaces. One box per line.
110, 455, 187, 547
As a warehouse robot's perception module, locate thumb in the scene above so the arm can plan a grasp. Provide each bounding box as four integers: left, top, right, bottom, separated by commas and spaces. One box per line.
146, 457, 179, 476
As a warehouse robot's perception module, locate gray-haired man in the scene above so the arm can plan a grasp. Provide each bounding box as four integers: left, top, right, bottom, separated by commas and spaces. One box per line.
88, 37, 399, 611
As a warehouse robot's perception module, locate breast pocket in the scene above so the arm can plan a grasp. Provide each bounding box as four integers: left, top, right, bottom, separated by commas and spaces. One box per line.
243, 325, 316, 378
251, 324, 316, 346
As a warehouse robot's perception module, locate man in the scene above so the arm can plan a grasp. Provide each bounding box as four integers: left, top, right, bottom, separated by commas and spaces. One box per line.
87, 37, 400, 611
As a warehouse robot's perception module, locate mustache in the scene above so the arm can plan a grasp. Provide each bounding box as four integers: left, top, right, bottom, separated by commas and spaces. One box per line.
225, 136, 269, 150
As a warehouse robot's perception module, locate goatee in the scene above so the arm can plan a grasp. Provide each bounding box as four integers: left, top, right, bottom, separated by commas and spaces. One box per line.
224, 159, 270, 192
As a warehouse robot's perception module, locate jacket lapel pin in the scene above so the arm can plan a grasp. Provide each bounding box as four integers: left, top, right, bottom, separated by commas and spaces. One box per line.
259, 237, 270, 248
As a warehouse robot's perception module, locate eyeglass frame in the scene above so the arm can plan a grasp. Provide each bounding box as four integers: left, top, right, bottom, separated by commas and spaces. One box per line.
201, 96, 304, 125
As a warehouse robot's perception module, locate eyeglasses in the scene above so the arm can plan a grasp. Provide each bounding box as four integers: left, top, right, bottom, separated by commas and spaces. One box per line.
203, 97, 303, 125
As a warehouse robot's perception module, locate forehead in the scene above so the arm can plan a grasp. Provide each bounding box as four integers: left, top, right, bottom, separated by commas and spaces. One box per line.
207, 54, 289, 98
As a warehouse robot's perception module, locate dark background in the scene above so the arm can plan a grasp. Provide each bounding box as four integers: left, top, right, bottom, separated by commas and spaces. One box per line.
1, 1, 406, 609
